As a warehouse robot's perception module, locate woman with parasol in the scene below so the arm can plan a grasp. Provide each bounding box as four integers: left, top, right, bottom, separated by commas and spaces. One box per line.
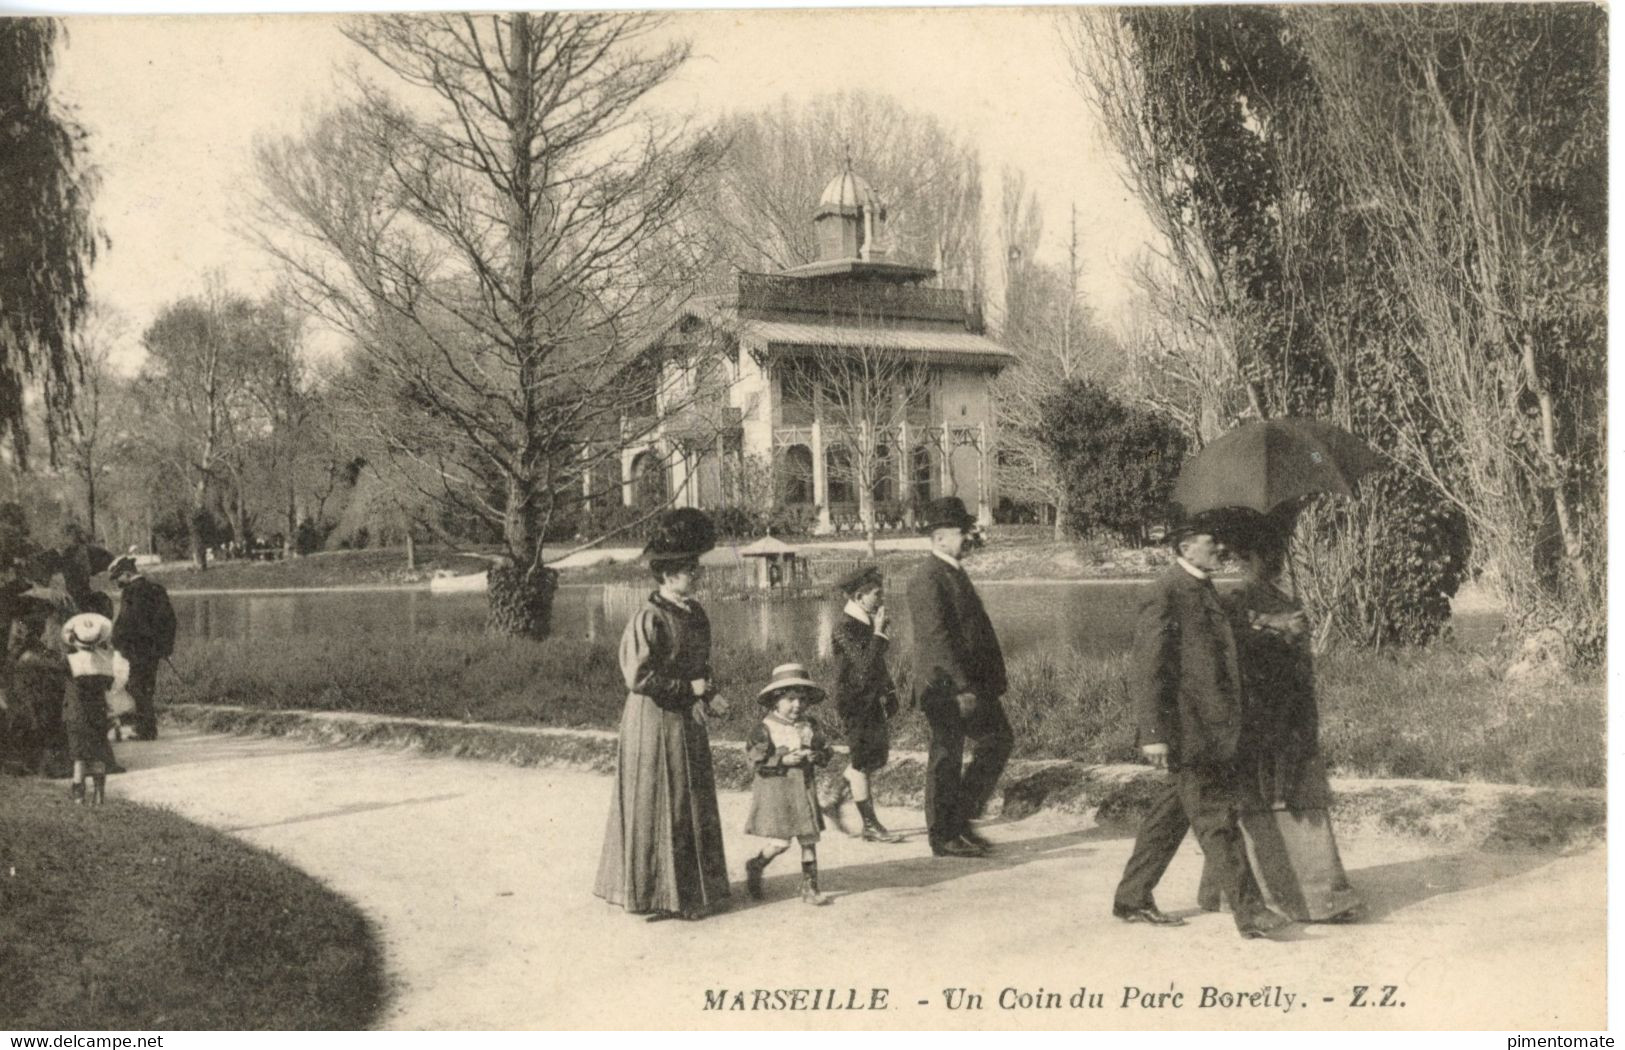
1173, 419, 1378, 923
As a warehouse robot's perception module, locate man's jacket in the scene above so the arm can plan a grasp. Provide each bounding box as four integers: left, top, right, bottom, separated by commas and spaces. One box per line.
1132, 564, 1243, 768
906, 554, 1007, 704
112, 577, 177, 661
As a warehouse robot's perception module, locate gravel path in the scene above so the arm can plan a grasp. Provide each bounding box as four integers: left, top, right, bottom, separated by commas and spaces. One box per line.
109, 730, 1602, 1031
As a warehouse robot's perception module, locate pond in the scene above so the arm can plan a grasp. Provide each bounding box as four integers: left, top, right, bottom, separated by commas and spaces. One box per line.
171, 579, 1502, 660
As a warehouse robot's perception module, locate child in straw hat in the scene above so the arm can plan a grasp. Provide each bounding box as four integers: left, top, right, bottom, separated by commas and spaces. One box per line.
743, 663, 834, 906
61, 611, 117, 805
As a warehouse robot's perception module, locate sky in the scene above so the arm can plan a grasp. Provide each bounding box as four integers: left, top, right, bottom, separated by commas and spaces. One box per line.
46, 8, 1159, 370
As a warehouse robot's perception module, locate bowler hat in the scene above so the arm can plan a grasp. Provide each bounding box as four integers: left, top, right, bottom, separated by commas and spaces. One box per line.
643, 508, 717, 561
756, 662, 826, 706
108, 556, 139, 580
918, 496, 976, 533
1164, 508, 1239, 551
837, 564, 883, 596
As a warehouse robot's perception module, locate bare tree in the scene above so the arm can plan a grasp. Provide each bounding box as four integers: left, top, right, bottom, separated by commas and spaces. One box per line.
991, 172, 1115, 537
60, 304, 128, 537
254, 13, 722, 637
700, 92, 984, 291
1296, 5, 1605, 648
136, 283, 264, 569
1061, 9, 1264, 444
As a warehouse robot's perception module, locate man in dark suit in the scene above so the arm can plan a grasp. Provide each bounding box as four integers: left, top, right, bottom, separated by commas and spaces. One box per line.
1111, 518, 1291, 939
109, 556, 177, 741
907, 497, 1010, 859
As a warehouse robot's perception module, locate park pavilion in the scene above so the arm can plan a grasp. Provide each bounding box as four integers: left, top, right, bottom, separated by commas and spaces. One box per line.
590, 163, 1015, 535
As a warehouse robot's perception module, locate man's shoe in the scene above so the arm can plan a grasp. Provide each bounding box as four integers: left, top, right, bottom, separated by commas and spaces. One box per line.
931, 838, 986, 858
1237, 910, 1293, 939
1113, 903, 1187, 927
960, 828, 994, 853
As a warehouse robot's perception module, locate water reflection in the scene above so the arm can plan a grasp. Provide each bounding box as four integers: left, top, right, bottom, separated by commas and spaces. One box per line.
172, 580, 1502, 659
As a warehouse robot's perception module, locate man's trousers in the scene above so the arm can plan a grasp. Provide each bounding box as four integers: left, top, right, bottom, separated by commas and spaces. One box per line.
1112, 762, 1266, 931
922, 692, 1013, 847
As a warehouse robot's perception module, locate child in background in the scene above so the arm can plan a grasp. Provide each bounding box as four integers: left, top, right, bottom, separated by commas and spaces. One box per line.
744, 663, 834, 906
61, 611, 117, 805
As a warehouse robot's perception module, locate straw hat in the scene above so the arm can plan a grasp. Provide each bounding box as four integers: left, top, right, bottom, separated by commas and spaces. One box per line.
756, 662, 825, 706
64, 612, 111, 647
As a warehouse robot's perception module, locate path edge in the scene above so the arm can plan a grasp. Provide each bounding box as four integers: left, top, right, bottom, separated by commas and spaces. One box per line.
160, 703, 1603, 855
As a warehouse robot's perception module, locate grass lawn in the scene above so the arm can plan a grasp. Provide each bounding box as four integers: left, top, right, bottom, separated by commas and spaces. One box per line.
167, 630, 1604, 790
0, 779, 386, 1029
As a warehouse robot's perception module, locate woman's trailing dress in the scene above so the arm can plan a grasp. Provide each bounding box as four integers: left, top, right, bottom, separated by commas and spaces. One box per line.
594, 592, 730, 917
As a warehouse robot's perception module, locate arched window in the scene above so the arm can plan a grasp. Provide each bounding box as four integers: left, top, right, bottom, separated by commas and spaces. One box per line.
781, 445, 814, 505
911, 446, 933, 504
872, 443, 896, 503
826, 446, 853, 505
631, 451, 666, 509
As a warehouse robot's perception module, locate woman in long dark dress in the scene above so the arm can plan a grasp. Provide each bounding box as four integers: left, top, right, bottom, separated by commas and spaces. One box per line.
1210, 536, 1362, 922
594, 510, 731, 921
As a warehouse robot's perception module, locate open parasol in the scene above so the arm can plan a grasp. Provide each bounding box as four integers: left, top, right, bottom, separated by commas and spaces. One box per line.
1170, 418, 1385, 517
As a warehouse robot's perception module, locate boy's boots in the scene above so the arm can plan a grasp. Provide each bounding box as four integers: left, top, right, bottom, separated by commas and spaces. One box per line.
821, 781, 854, 835
90, 775, 106, 805
70, 781, 86, 805
856, 799, 903, 843
799, 861, 830, 906
745, 855, 771, 900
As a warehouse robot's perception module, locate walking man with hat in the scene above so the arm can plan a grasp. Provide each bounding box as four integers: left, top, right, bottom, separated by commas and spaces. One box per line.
1110, 515, 1291, 939
109, 556, 176, 742
907, 496, 1010, 858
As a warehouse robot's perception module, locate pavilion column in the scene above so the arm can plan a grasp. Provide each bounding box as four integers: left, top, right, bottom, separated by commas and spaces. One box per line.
898, 421, 913, 526
977, 421, 993, 526
671, 443, 692, 509
620, 449, 634, 508
811, 415, 831, 535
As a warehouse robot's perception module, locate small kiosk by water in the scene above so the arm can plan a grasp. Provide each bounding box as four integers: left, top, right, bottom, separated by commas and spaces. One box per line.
737, 534, 805, 591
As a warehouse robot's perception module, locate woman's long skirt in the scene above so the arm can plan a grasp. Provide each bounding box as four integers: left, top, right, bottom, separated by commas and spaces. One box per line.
594, 693, 730, 916
1236, 752, 1361, 921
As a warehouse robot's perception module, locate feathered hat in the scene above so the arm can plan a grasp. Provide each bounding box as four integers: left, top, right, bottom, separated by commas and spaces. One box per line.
643, 508, 717, 561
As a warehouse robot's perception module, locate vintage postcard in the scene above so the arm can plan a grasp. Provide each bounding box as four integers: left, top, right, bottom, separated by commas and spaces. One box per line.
0, 3, 1606, 1036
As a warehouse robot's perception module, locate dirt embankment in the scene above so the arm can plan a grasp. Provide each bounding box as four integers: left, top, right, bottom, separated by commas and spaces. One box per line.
163, 703, 1600, 855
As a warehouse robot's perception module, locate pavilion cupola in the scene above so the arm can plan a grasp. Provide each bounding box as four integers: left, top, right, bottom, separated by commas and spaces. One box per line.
813, 159, 890, 263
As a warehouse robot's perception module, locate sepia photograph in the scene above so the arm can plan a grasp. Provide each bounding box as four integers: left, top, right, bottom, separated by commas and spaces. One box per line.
0, 2, 1608, 1035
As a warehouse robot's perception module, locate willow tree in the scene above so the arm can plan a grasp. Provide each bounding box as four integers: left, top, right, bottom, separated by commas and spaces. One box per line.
0, 18, 101, 471
255, 13, 721, 638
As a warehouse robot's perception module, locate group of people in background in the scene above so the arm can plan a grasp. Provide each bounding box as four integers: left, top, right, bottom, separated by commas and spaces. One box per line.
594, 498, 1361, 937
0, 526, 177, 805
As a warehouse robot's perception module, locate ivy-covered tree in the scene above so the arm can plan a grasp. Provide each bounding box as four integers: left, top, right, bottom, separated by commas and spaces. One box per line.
1034, 378, 1185, 544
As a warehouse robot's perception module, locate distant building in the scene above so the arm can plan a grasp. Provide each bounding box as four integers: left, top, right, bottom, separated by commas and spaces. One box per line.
595, 162, 1014, 534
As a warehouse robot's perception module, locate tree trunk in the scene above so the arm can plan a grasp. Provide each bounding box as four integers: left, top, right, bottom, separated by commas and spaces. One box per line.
1052, 488, 1068, 542
486, 559, 558, 640
405, 529, 417, 571
85, 469, 97, 538
190, 474, 208, 571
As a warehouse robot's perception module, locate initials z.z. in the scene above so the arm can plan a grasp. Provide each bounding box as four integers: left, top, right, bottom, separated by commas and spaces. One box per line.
1350, 986, 1401, 1007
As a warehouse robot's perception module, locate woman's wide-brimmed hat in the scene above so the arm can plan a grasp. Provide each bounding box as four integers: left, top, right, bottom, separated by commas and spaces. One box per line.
756, 662, 826, 706
64, 612, 111, 647
643, 508, 717, 562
